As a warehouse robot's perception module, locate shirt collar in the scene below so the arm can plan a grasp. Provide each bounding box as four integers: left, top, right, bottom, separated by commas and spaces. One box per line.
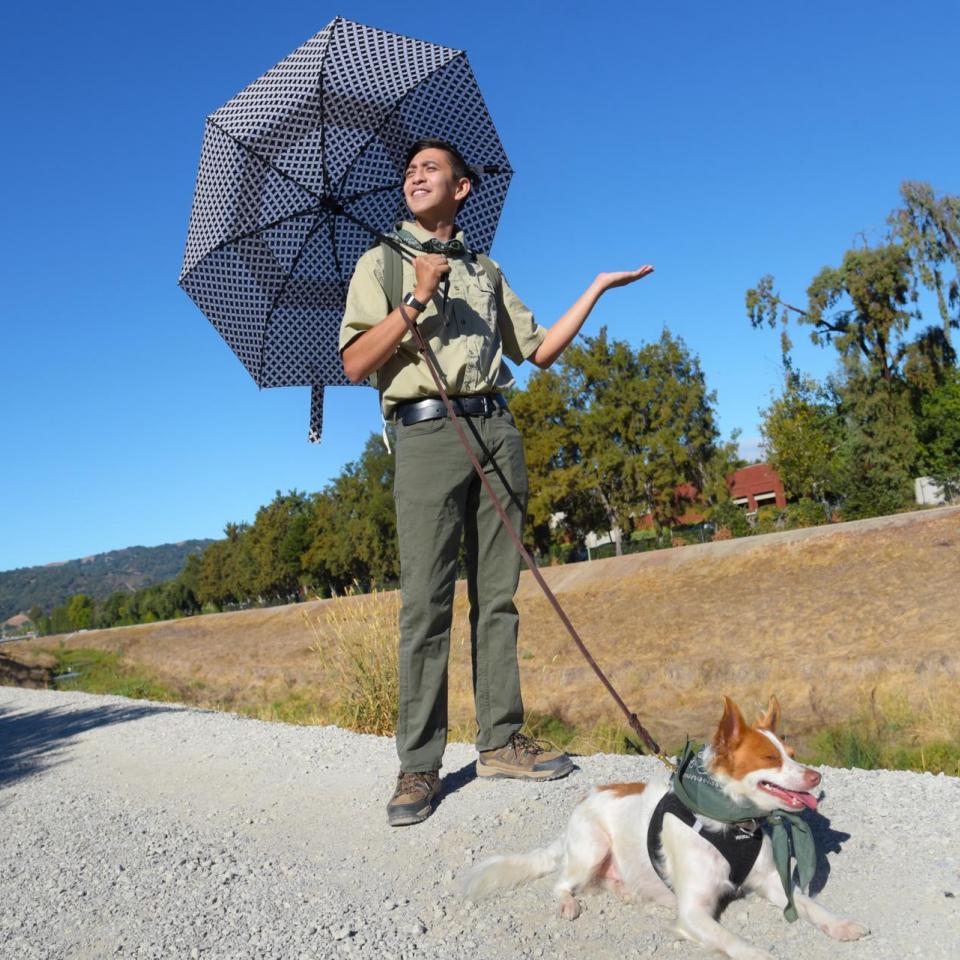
398, 220, 466, 248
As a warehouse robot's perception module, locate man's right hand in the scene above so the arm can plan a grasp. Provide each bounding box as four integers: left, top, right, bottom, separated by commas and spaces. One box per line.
412, 254, 450, 303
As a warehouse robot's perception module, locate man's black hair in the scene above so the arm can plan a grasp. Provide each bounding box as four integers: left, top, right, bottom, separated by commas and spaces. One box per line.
404, 138, 479, 210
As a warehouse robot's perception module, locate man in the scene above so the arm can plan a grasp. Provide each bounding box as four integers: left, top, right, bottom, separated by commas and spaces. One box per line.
340, 138, 653, 825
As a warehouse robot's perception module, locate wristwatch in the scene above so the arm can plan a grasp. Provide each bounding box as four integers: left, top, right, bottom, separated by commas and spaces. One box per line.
402, 292, 427, 313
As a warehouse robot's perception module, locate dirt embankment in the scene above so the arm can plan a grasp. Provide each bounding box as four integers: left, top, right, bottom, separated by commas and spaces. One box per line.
0, 650, 54, 688
7, 506, 959, 751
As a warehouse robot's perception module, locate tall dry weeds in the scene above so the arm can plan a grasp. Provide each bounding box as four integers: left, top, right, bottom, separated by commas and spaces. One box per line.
304, 588, 400, 736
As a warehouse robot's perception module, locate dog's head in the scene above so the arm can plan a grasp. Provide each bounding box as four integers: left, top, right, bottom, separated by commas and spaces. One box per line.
705, 695, 820, 813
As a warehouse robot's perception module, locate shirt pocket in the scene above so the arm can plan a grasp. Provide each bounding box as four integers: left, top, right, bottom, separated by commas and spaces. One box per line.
463, 271, 498, 336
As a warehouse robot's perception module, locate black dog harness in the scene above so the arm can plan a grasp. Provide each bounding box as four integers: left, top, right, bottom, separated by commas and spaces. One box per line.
647, 791, 764, 889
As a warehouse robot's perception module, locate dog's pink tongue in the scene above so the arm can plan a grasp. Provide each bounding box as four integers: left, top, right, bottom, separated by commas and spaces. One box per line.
764, 782, 819, 811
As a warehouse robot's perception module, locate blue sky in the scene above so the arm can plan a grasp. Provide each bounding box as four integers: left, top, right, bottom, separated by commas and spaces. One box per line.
2, 0, 958, 571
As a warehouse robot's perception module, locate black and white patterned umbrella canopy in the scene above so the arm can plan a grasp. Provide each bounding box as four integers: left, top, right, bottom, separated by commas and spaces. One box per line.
178, 16, 513, 442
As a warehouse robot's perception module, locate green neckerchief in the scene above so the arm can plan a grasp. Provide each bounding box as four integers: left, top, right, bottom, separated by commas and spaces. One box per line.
391, 227, 468, 258
670, 741, 817, 922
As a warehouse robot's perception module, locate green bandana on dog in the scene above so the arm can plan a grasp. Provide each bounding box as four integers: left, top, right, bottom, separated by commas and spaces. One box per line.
671, 741, 817, 922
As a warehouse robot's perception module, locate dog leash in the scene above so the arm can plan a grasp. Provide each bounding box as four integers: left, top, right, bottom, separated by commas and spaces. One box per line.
385, 238, 672, 768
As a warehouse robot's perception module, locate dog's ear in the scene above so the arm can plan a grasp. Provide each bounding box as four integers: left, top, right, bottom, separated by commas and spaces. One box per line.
715, 695, 747, 749
756, 695, 781, 733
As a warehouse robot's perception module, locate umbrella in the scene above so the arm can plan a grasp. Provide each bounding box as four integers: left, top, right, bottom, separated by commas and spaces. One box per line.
178, 16, 513, 441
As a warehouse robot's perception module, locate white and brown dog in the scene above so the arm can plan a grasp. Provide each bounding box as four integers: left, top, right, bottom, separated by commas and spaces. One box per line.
464, 696, 869, 960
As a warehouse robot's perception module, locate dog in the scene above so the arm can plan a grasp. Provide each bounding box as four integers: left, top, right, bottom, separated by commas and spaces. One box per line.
463, 696, 869, 960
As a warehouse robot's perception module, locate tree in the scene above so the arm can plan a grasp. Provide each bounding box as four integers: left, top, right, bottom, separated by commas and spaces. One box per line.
66, 593, 94, 630
915, 367, 960, 499
836, 361, 918, 517
49, 604, 72, 635
890, 181, 960, 352
568, 328, 724, 541
177, 553, 202, 600
747, 242, 924, 516
508, 370, 606, 556
301, 435, 399, 593
759, 374, 847, 503
195, 533, 244, 608
514, 329, 729, 552
95, 591, 132, 628
748, 243, 921, 382
246, 490, 312, 600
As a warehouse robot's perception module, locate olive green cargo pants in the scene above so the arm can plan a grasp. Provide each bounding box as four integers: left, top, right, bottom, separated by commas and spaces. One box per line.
393, 406, 527, 772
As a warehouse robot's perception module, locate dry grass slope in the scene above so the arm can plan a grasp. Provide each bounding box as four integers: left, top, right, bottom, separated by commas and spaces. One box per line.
12, 506, 958, 764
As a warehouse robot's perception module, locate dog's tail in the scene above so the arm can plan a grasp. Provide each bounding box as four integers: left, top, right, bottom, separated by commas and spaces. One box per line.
461, 840, 564, 900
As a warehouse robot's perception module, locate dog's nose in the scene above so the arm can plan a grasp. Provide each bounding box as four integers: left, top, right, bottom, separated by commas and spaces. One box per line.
804, 768, 822, 789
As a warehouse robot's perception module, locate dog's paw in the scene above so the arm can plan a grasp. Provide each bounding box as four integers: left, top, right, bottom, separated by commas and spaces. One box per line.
557, 893, 581, 921
822, 918, 870, 941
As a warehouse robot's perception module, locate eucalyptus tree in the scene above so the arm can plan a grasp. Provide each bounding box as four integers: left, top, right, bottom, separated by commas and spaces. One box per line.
747, 242, 923, 515
890, 181, 960, 351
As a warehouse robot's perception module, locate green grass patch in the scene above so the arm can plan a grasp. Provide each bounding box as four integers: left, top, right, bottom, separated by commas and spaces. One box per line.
48, 647, 179, 703
237, 692, 329, 726
807, 723, 960, 775
524, 711, 579, 748
805, 690, 960, 775
523, 712, 653, 757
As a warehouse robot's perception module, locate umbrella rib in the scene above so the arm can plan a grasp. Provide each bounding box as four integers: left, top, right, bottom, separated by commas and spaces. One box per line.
327, 216, 347, 304
334, 52, 467, 198
207, 118, 325, 203
340, 182, 402, 205
256, 212, 329, 385
333, 206, 415, 262
317, 16, 339, 199
215, 205, 323, 251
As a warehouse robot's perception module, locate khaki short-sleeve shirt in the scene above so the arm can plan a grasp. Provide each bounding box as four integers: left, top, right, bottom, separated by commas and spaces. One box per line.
339, 221, 546, 419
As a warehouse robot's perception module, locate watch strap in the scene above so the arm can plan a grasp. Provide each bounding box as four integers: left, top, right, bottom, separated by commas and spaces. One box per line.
402, 292, 427, 312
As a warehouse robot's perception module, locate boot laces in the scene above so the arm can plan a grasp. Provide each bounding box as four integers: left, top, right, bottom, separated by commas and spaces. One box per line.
506, 732, 554, 760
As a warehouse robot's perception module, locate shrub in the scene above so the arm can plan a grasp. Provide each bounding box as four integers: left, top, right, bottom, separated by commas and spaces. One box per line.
709, 500, 750, 538
784, 498, 828, 529
304, 589, 400, 737
752, 505, 785, 534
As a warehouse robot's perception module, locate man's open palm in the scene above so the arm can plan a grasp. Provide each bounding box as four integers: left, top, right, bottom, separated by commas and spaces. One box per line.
598, 265, 655, 290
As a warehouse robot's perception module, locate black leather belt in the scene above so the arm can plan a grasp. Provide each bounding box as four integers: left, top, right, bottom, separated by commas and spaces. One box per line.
394, 393, 507, 426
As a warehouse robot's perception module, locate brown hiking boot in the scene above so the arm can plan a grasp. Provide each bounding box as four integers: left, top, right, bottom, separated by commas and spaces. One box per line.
387, 771, 440, 826
477, 732, 574, 781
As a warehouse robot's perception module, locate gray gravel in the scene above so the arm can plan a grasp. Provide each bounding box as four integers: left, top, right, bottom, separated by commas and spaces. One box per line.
1, 686, 958, 960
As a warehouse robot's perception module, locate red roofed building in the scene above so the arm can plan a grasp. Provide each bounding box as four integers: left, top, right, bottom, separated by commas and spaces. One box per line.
727, 463, 787, 512
631, 482, 707, 529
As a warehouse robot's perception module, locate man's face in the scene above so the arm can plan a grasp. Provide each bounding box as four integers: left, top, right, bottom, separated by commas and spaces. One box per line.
403, 147, 470, 221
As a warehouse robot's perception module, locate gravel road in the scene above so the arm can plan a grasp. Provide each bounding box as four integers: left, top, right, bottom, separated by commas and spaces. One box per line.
2, 686, 958, 960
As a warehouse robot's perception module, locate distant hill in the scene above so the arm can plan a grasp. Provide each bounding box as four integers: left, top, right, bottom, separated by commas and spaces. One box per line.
0, 541, 214, 620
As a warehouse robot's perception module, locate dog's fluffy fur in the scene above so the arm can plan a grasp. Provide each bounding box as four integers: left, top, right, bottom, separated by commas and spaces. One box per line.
463, 696, 869, 960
